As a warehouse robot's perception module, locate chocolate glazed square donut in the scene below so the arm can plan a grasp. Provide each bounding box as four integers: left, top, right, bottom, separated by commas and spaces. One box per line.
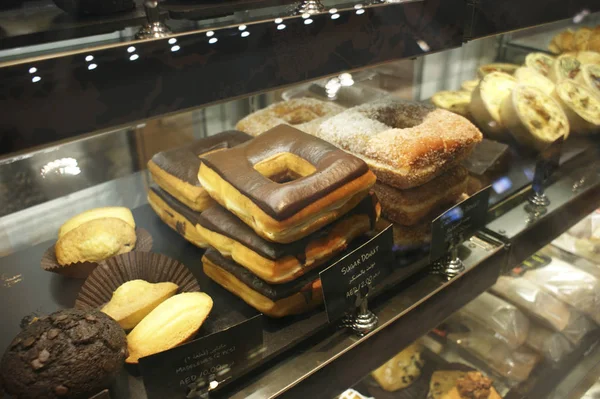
198, 125, 377, 244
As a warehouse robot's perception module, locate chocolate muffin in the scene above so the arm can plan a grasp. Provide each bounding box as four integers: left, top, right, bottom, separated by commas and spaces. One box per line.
0, 308, 127, 399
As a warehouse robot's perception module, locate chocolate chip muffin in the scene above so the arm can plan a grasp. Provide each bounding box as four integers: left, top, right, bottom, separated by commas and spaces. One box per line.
0, 308, 127, 399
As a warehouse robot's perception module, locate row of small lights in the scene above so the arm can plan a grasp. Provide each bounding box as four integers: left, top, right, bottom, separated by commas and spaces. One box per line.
26, 5, 369, 80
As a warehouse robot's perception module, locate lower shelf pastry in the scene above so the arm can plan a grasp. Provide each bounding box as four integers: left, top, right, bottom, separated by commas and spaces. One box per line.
469, 72, 517, 140
198, 125, 376, 243
235, 97, 345, 136
58, 206, 135, 238
101, 279, 179, 330
317, 99, 483, 189
372, 166, 468, 226
553, 79, 600, 133
148, 131, 251, 211
431, 91, 472, 117
126, 292, 213, 364
371, 341, 425, 391
0, 308, 127, 399
202, 249, 323, 317
196, 194, 380, 284
147, 184, 208, 248
427, 370, 502, 399
500, 85, 569, 151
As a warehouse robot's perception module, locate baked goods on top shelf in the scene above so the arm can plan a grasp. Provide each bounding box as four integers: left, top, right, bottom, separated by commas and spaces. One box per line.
427, 371, 502, 399
202, 249, 323, 317
499, 85, 569, 151
431, 91, 472, 117
56, 216, 137, 266
549, 54, 582, 82
196, 194, 380, 284
477, 63, 519, 78
552, 80, 600, 133
316, 99, 483, 189
101, 279, 178, 330
549, 26, 600, 53
0, 308, 127, 399
524, 52, 555, 77
198, 125, 376, 243
469, 72, 517, 140
576, 63, 600, 98
126, 292, 213, 364
371, 341, 424, 391
514, 67, 555, 95
147, 185, 208, 248
372, 166, 468, 226
148, 131, 251, 212
236, 98, 345, 137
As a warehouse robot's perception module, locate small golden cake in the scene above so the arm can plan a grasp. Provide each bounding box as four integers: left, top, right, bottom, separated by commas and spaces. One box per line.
126, 292, 213, 364
102, 280, 179, 329
55, 218, 136, 265
432, 91, 472, 117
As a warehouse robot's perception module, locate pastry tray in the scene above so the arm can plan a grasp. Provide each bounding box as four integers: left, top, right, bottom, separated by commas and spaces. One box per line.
0, 203, 430, 398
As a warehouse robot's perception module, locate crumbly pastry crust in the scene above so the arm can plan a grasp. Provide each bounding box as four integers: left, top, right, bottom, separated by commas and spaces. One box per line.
202, 255, 323, 318
59, 207, 135, 238
196, 195, 380, 284
147, 187, 208, 248
549, 54, 582, 82
317, 99, 482, 189
524, 52, 555, 77
198, 125, 376, 243
236, 98, 345, 136
372, 166, 468, 226
576, 63, 600, 99
55, 218, 136, 265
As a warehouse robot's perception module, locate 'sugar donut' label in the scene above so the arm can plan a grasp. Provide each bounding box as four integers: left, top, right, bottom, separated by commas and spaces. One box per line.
139, 315, 263, 399
320, 226, 394, 323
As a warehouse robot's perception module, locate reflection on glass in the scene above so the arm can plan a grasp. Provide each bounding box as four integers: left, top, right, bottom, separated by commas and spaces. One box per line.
305, 19, 313, 25
209, 38, 218, 44
356, 9, 365, 14
329, 8, 338, 13
277, 24, 286, 30
40, 158, 81, 177
206, 31, 215, 37
302, 13, 310, 19
32, 76, 41, 83
85, 55, 94, 62
241, 31, 250, 38
354, 3, 363, 8
331, 13, 340, 19
168, 38, 177, 44
417, 40, 431, 52
492, 176, 513, 194
127, 46, 136, 53
129, 54, 139, 61
171, 45, 181, 52
239, 25, 247, 31
88, 63, 97, 70
28, 67, 37, 74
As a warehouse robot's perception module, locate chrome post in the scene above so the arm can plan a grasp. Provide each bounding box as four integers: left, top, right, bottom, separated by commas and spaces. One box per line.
349, 289, 378, 336
430, 240, 465, 280
290, 0, 325, 15
136, 0, 171, 40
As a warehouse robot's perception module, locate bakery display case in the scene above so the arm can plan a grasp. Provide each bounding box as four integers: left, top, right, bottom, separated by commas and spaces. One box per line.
1, 1, 600, 398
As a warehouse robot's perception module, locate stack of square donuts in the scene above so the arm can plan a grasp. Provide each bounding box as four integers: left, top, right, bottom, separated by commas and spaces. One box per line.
238, 98, 484, 248
147, 124, 381, 317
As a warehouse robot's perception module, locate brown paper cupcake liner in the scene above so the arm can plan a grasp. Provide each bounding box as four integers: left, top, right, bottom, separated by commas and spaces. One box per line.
75, 251, 200, 310
41, 228, 153, 279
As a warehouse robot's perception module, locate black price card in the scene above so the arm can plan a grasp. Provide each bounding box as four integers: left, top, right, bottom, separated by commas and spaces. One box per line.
320, 225, 394, 323
429, 186, 491, 263
532, 136, 564, 194
139, 315, 263, 399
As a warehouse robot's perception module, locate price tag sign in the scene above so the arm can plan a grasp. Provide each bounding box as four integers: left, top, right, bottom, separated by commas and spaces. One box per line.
532, 136, 564, 195
430, 187, 491, 263
320, 226, 394, 323
139, 315, 263, 399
